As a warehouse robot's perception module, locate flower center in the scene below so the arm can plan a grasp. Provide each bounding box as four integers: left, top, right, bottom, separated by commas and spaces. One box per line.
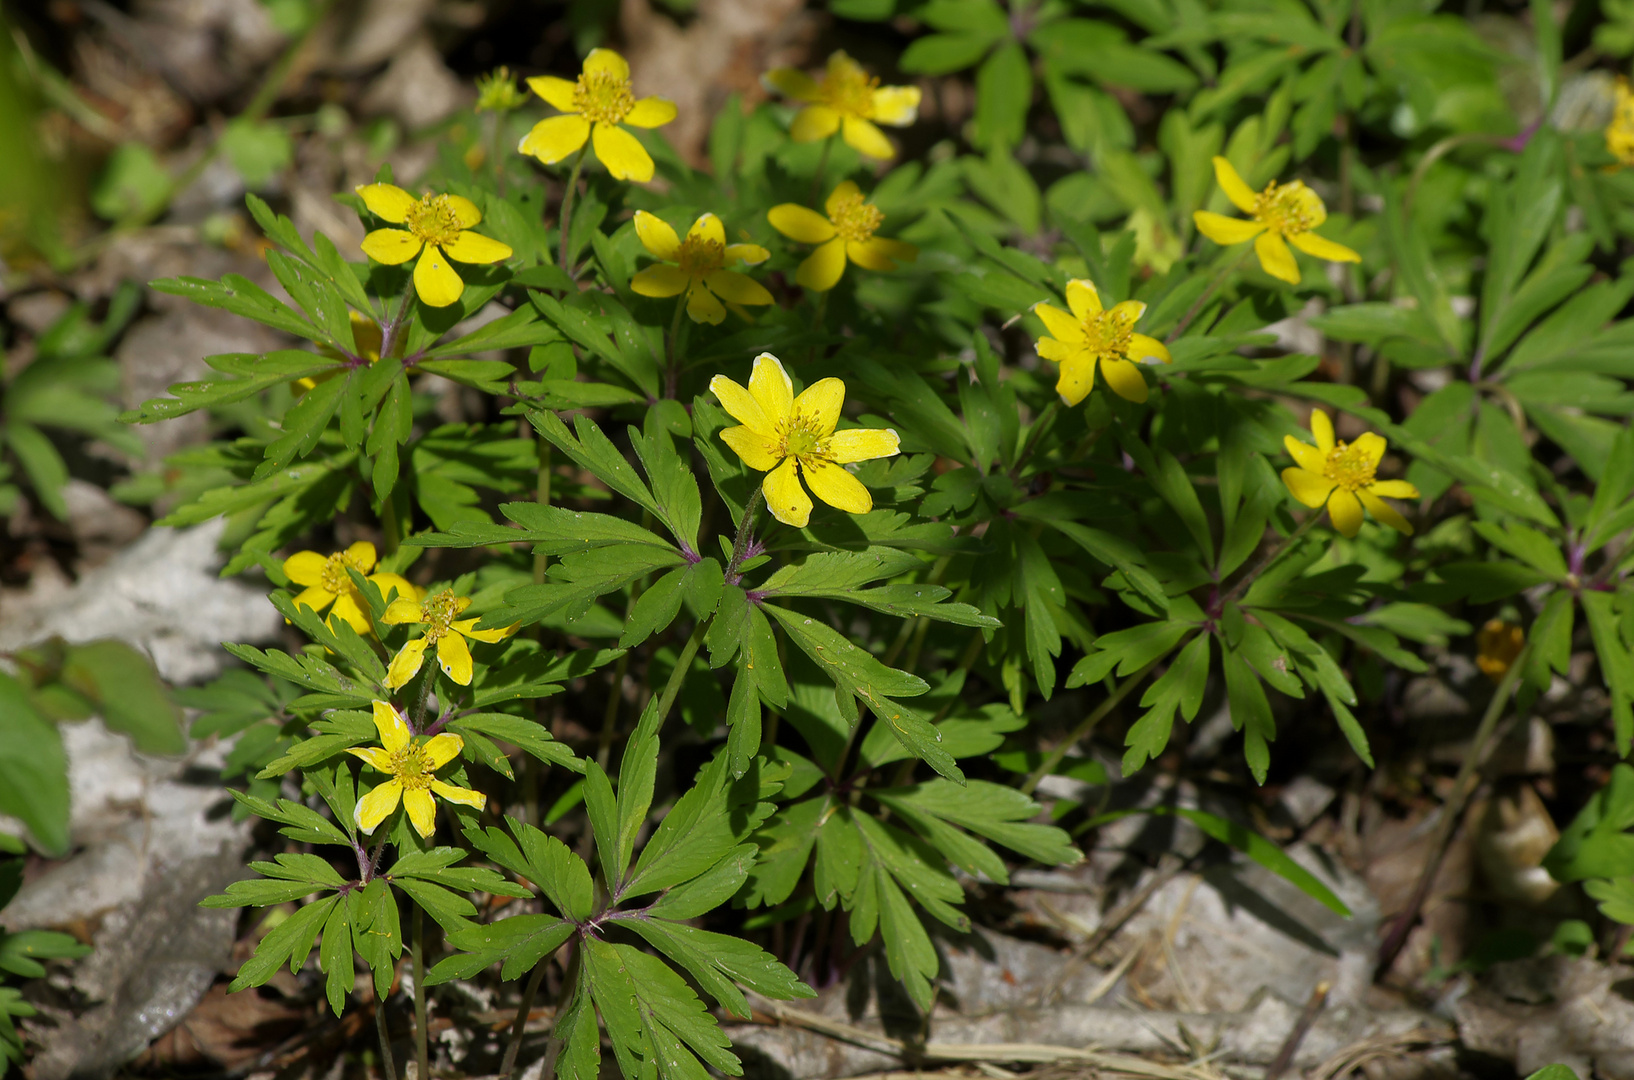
780, 413, 828, 460
389, 742, 435, 791
404, 195, 464, 248
574, 70, 634, 126
830, 192, 884, 243
420, 589, 463, 643
1081, 309, 1136, 358
320, 550, 367, 594
818, 66, 879, 119
1254, 180, 1324, 237
1323, 441, 1376, 492
677, 236, 725, 276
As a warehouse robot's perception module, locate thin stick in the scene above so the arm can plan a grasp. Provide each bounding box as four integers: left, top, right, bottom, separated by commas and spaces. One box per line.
1373, 645, 1531, 981
1036, 852, 1187, 1005
499, 960, 548, 1080
1264, 980, 1330, 1080
413, 905, 429, 1080
376, 986, 398, 1080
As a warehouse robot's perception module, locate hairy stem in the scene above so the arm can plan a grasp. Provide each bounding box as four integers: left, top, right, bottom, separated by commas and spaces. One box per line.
725, 487, 766, 583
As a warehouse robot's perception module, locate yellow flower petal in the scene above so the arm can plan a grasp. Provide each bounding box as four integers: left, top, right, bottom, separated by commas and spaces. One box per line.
452, 617, 518, 644
625, 97, 677, 128
437, 632, 474, 685
1033, 302, 1084, 345
1284, 434, 1327, 474
583, 47, 630, 81
1282, 466, 1336, 508
356, 183, 415, 223
386, 637, 429, 689
1254, 232, 1300, 284
354, 778, 403, 835
793, 377, 845, 436
1109, 299, 1148, 324
371, 699, 411, 754
846, 237, 910, 271
1352, 431, 1387, 467
291, 585, 337, 615
1358, 490, 1413, 536
764, 67, 819, 101
842, 116, 894, 159
519, 114, 592, 163
827, 51, 867, 84
1328, 488, 1364, 537
329, 592, 372, 636
591, 122, 655, 182
1065, 279, 1102, 321
283, 550, 328, 587
1100, 357, 1149, 403
726, 242, 769, 265
1128, 333, 1171, 364
633, 210, 681, 261
445, 195, 482, 229
414, 246, 466, 308
767, 203, 837, 244
422, 732, 464, 769
1036, 336, 1074, 364
790, 105, 842, 143
1055, 353, 1099, 406
403, 787, 438, 838
796, 236, 848, 291
343, 541, 378, 570
704, 269, 773, 305
1309, 409, 1335, 452
686, 282, 727, 324
721, 425, 784, 471
527, 75, 578, 112
763, 457, 813, 528
688, 213, 726, 248
369, 573, 420, 606
632, 264, 691, 298
430, 780, 487, 810
802, 458, 872, 514
872, 85, 921, 126
347, 746, 395, 773
1193, 211, 1265, 246
1212, 156, 1259, 214
1368, 479, 1420, 499
442, 230, 513, 265
710, 374, 775, 435
361, 228, 422, 266
825, 180, 863, 219
1288, 230, 1361, 264
826, 427, 900, 464
384, 597, 424, 624
748, 353, 794, 423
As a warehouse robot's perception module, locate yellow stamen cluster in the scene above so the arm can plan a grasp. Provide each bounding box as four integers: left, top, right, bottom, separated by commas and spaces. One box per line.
388, 743, 435, 790
404, 196, 465, 248
1256, 182, 1321, 236
319, 551, 366, 595
781, 412, 827, 459
831, 191, 884, 242
677, 235, 726, 276
819, 63, 880, 117
574, 70, 635, 125
1324, 442, 1377, 492
1082, 307, 1137, 358
418, 589, 463, 642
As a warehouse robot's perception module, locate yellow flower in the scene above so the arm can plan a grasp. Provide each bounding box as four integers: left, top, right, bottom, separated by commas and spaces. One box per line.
283, 541, 422, 636
763, 50, 920, 159
356, 183, 514, 308
1607, 78, 1634, 166
630, 211, 773, 324
383, 588, 519, 689
767, 181, 917, 292
475, 66, 527, 113
348, 700, 485, 838
294, 311, 384, 395
1032, 279, 1170, 405
1193, 157, 1360, 285
1476, 619, 1526, 682
709, 353, 900, 528
519, 49, 677, 183
1281, 410, 1419, 538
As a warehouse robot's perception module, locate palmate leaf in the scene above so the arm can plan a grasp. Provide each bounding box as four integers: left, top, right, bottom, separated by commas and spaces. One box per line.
121, 350, 344, 424
583, 939, 741, 1080
872, 779, 1081, 882
619, 920, 813, 1019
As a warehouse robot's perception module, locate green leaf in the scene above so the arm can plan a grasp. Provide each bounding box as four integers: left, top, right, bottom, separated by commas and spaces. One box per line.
0, 676, 69, 856
583, 938, 742, 1080
621, 919, 814, 1019
1546, 764, 1634, 882
432, 914, 575, 983
874, 779, 1081, 877
229, 895, 336, 993
449, 713, 579, 772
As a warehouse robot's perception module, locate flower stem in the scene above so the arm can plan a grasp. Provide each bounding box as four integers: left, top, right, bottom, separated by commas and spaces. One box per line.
807, 290, 828, 363
490, 113, 508, 198
1010, 399, 1061, 477
1219, 510, 1320, 609
1021, 649, 1174, 796
810, 135, 834, 204
532, 438, 553, 586
557, 145, 590, 276
655, 616, 710, 725
376, 984, 398, 1080
412, 904, 429, 1080
1165, 246, 1252, 344
726, 487, 766, 583
498, 958, 547, 1080
664, 294, 688, 399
